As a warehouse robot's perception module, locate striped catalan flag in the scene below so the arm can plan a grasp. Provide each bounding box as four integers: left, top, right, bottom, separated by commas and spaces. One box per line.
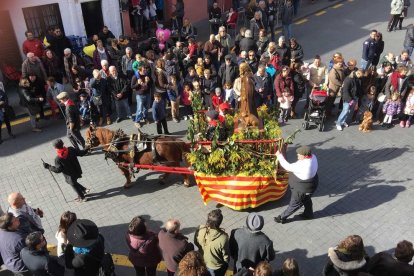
195, 172, 289, 210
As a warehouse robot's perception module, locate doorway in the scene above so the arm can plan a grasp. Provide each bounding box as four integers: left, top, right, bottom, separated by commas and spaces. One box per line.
81, 0, 104, 38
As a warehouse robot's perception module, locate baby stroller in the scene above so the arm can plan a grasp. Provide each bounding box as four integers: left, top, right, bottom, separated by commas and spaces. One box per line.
302, 88, 328, 131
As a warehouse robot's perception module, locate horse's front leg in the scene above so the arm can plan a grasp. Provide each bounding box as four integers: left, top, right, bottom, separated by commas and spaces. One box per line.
118, 165, 133, 189
158, 173, 170, 185
183, 174, 191, 187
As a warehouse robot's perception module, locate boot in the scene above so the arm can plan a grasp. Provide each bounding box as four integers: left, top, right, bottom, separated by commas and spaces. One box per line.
8, 132, 16, 139
98, 117, 103, 126
406, 120, 411, 128
106, 117, 112, 125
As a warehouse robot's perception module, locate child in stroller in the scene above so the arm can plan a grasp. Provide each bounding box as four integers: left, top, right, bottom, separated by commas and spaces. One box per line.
78, 92, 98, 126
302, 86, 328, 131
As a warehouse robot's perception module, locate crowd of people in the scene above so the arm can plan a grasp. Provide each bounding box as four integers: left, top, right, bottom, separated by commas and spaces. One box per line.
0, 199, 413, 276
1, 0, 414, 275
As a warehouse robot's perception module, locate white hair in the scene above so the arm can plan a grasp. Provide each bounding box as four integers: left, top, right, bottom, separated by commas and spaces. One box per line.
101, 59, 109, 66
63, 48, 72, 54
245, 29, 252, 38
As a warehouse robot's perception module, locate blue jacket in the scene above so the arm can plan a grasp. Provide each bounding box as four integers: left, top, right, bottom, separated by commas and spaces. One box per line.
152, 99, 166, 121
0, 229, 27, 272
362, 38, 377, 61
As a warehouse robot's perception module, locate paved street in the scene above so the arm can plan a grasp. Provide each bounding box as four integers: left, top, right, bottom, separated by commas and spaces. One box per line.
1, 0, 414, 275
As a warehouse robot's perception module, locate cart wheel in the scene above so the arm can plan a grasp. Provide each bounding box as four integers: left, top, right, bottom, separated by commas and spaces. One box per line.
302, 113, 309, 130
319, 115, 325, 132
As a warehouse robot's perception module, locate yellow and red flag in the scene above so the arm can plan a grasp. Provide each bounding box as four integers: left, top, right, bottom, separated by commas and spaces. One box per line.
195, 172, 289, 210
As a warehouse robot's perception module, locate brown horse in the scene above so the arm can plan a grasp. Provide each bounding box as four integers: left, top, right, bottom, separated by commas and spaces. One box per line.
85, 126, 191, 188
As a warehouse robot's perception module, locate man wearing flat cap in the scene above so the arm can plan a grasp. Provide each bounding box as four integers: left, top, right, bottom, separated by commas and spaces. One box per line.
274, 145, 319, 223
43, 139, 90, 202
229, 213, 275, 272
56, 91, 85, 150
218, 54, 239, 87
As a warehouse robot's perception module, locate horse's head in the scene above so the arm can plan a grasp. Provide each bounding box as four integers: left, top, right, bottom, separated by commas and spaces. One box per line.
85, 125, 100, 149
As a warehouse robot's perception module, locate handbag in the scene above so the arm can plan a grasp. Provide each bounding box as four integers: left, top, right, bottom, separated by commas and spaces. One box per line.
377, 92, 386, 102
92, 96, 102, 106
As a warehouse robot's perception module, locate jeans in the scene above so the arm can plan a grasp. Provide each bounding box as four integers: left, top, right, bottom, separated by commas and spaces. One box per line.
115, 98, 131, 119
337, 101, 352, 126
207, 264, 228, 276
406, 47, 414, 57
79, 106, 89, 118
135, 94, 149, 122
282, 24, 292, 40
360, 58, 372, 70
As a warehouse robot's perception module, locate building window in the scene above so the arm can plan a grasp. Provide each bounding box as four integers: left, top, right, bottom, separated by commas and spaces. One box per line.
22, 3, 64, 38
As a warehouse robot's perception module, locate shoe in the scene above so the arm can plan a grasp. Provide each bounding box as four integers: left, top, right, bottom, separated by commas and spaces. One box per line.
183, 116, 188, 121
343, 122, 349, 128
32, 128, 42, 132
336, 125, 343, 131
74, 197, 86, 203
106, 117, 112, 125
173, 118, 180, 123
290, 111, 296, 119
84, 189, 90, 195
400, 121, 406, 128
8, 132, 16, 139
134, 122, 141, 128
381, 123, 387, 128
274, 215, 286, 224
406, 121, 411, 128
298, 213, 314, 220
115, 117, 122, 123
127, 116, 132, 120
189, 115, 194, 120
164, 132, 171, 135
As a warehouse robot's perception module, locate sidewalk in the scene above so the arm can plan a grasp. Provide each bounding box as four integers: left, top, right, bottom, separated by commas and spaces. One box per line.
193, 0, 347, 42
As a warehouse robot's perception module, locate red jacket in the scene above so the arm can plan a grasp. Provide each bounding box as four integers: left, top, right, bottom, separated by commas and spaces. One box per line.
212, 95, 224, 109
274, 74, 294, 98
22, 39, 44, 58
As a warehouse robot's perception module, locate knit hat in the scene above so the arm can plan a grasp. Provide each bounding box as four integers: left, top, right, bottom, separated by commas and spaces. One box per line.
296, 146, 312, 157
246, 213, 264, 231
56, 91, 69, 101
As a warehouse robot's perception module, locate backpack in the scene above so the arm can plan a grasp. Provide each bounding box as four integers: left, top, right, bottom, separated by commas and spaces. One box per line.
97, 253, 116, 276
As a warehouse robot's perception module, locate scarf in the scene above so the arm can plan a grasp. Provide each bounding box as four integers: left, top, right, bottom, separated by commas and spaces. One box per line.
64, 99, 75, 107
56, 147, 69, 159
390, 71, 401, 92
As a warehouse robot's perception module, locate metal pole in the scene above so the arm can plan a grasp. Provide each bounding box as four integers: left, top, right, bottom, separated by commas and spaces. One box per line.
41, 159, 68, 203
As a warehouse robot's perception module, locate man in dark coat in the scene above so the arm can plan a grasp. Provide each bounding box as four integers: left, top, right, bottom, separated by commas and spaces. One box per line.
274, 146, 319, 224
361, 30, 378, 70
254, 64, 273, 108
218, 55, 239, 87
43, 139, 90, 202
229, 213, 275, 272
158, 219, 194, 276
404, 24, 414, 57
366, 240, 414, 276
20, 232, 64, 276
49, 27, 72, 62
239, 30, 258, 54
107, 66, 131, 123
56, 92, 85, 150
0, 213, 29, 275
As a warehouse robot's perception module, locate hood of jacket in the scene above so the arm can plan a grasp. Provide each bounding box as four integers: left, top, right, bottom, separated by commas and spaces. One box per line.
197, 226, 226, 247
328, 247, 366, 272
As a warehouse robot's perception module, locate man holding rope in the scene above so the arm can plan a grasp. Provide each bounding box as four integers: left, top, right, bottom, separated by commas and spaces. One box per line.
274, 145, 319, 224
43, 139, 90, 203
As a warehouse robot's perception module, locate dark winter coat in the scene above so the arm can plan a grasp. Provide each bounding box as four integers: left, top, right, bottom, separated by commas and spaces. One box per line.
126, 231, 162, 268
366, 251, 414, 276
281, 3, 294, 25
20, 247, 64, 276
0, 229, 27, 273
107, 75, 128, 100
323, 247, 369, 276
239, 37, 258, 53
65, 100, 82, 130
275, 44, 291, 66
254, 72, 273, 99
341, 73, 362, 102
218, 62, 239, 86
49, 146, 86, 179
19, 86, 42, 115
158, 229, 194, 272
362, 37, 377, 61
49, 35, 72, 60
290, 43, 304, 63
65, 234, 105, 276
229, 227, 275, 272
90, 77, 111, 104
